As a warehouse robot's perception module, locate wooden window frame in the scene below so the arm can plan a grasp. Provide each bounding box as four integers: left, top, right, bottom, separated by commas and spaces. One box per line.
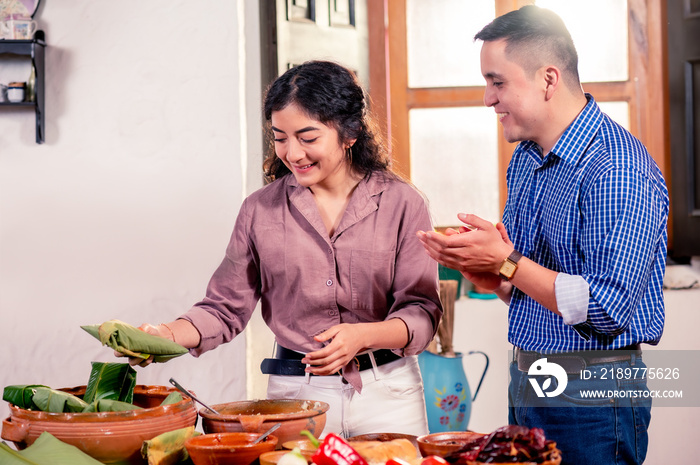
367, 0, 668, 223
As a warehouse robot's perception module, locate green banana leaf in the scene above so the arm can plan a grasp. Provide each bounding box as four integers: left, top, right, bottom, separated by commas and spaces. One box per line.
141, 426, 199, 465
0, 432, 103, 465
83, 362, 136, 404
82, 399, 143, 413
81, 320, 188, 363
160, 391, 184, 406
0, 443, 32, 465
31, 387, 88, 413
2, 385, 50, 410
80, 391, 182, 413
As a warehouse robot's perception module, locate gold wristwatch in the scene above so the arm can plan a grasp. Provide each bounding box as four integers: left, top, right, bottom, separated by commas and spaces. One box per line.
499, 250, 523, 280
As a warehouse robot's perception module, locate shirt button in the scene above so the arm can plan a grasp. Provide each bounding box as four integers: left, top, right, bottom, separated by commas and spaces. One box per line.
326, 279, 333, 286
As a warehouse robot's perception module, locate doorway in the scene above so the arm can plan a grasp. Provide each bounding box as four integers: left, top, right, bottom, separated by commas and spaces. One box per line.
668, 0, 700, 257
260, 1, 369, 90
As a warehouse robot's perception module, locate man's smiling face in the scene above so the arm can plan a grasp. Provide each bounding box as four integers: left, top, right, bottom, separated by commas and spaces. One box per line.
480, 39, 548, 148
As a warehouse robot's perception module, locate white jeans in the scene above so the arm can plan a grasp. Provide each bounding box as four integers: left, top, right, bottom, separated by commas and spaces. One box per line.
266, 355, 429, 438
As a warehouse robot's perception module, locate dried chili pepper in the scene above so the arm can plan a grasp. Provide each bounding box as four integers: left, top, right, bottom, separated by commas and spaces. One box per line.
301, 430, 369, 465
445, 425, 559, 464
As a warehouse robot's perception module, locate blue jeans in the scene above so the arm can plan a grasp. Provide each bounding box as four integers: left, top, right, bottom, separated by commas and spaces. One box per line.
508, 356, 651, 465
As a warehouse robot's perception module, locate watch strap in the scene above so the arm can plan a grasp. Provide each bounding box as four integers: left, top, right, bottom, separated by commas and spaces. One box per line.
507, 250, 523, 264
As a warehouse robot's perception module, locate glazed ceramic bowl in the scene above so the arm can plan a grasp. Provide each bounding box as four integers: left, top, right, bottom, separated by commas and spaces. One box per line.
1, 385, 197, 464
416, 431, 487, 457
185, 432, 278, 465
282, 438, 318, 452
260, 449, 314, 465
200, 399, 329, 444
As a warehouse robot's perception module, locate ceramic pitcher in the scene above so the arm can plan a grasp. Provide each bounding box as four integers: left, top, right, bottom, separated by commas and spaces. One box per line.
418, 350, 489, 433
2, 18, 37, 40
0, 21, 10, 39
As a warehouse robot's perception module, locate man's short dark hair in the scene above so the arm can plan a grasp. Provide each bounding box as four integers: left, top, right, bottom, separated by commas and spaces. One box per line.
475, 5, 581, 90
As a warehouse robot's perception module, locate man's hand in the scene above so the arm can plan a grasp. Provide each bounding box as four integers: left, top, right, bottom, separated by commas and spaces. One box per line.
462, 270, 503, 291
417, 213, 513, 275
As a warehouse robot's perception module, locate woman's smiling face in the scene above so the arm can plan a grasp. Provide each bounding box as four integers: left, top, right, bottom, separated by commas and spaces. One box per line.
271, 103, 351, 190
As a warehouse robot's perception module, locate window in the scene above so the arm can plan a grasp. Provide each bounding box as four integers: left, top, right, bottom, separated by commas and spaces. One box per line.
368, 0, 667, 231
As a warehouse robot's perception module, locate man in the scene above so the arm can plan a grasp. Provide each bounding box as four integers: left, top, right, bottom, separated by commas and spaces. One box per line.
417, 6, 668, 465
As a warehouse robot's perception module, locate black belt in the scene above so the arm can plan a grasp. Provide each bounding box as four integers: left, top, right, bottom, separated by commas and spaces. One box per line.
260, 345, 401, 376
515, 344, 642, 375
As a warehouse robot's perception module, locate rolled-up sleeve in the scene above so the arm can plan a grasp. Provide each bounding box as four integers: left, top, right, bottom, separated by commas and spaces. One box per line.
179, 198, 262, 356
581, 169, 668, 336
387, 190, 443, 356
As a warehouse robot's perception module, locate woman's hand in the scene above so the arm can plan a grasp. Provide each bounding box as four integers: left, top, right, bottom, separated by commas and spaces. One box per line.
302, 324, 366, 375
113, 323, 173, 367
302, 319, 409, 375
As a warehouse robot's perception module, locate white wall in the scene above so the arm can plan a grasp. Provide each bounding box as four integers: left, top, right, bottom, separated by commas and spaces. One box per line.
0, 0, 263, 425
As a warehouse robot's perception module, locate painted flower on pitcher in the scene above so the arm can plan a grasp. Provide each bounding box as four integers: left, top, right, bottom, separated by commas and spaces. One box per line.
431, 385, 469, 430
440, 394, 459, 412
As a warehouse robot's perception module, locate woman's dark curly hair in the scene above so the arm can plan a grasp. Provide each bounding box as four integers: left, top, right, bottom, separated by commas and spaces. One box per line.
262, 60, 391, 181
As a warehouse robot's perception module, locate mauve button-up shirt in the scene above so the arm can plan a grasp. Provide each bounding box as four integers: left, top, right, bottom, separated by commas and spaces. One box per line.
180, 171, 442, 362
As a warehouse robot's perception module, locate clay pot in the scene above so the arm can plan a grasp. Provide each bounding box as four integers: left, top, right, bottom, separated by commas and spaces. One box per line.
1, 385, 198, 464
416, 431, 487, 457
200, 399, 329, 445
185, 432, 278, 465
260, 449, 314, 465
281, 438, 318, 452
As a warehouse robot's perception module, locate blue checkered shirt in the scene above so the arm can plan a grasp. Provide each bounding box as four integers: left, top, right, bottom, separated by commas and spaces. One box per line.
503, 95, 669, 352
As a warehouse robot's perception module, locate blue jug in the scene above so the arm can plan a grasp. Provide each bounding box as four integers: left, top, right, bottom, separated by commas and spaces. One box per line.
418, 350, 489, 433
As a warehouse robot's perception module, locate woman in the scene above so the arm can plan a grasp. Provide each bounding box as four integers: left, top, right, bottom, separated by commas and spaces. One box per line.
124, 61, 442, 437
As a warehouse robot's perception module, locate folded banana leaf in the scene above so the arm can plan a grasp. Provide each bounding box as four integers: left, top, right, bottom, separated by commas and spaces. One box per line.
141, 426, 199, 465
31, 387, 88, 413
82, 399, 143, 413
81, 320, 188, 363
3, 385, 50, 410
83, 362, 136, 404
0, 431, 103, 465
160, 391, 184, 406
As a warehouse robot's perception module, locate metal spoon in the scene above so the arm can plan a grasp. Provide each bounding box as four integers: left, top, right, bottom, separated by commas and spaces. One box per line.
252, 422, 282, 444
169, 377, 221, 415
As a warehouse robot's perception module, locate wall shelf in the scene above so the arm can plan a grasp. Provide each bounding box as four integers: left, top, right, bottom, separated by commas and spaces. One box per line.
0, 30, 46, 144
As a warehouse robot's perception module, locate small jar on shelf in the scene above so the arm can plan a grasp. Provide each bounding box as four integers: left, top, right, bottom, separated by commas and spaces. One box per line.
7, 82, 26, 103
